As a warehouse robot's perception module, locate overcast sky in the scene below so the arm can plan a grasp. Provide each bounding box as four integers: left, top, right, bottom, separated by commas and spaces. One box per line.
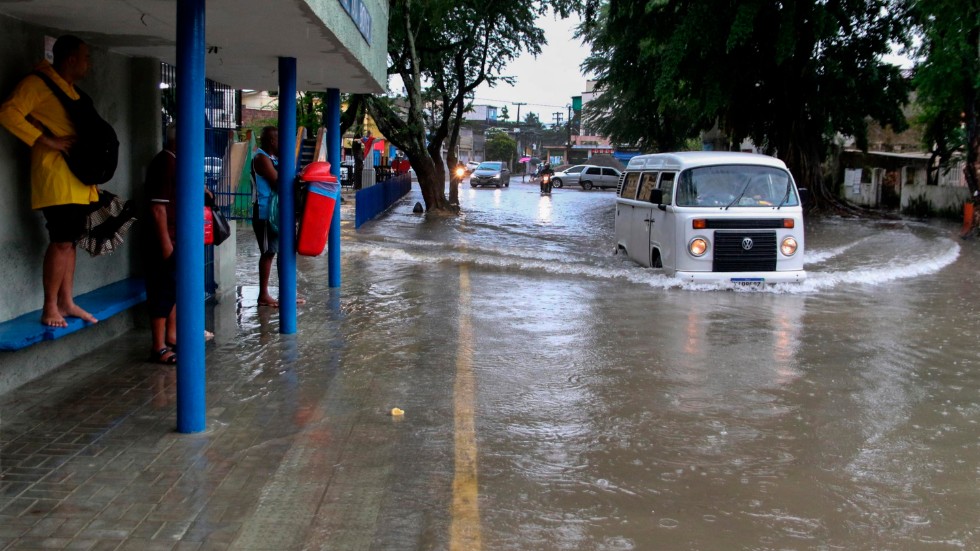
471, 13, 593, 126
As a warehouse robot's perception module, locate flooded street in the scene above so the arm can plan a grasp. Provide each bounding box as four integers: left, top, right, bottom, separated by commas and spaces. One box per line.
1, 177, 974, 550
232, 178, 980, 549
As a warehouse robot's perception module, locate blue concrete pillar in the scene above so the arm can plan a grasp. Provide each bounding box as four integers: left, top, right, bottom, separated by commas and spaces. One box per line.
326, 88, 341, 288
175, 0, 206, 433
278, 57, 298, 334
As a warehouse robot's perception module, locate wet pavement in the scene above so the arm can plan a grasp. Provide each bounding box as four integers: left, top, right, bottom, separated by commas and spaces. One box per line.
1, 177, 979, 550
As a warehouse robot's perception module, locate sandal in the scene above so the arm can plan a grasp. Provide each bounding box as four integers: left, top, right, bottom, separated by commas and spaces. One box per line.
149, 347, 177, 365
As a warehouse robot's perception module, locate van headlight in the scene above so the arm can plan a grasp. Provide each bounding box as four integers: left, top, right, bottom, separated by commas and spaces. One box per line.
689, 237, 709, 257
780, 236, 798, 256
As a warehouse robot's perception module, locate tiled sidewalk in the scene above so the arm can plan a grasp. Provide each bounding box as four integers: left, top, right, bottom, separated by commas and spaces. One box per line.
0, 294, 457, 550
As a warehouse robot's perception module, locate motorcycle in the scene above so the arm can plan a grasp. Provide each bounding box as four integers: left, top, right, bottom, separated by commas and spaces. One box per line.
540, 173, 553, 195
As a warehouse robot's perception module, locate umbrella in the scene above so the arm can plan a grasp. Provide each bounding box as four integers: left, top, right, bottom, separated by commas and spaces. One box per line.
77, 191, 137, 257
519, 156, 530, 163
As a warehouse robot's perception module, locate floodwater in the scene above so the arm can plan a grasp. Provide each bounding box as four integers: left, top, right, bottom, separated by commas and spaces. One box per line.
241, 178, 979, 549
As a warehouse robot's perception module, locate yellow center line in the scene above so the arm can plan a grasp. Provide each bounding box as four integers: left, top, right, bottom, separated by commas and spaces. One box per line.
451, 265, 481, 551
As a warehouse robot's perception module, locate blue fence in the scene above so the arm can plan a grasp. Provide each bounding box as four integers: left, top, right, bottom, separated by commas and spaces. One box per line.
354, 174, 412, 228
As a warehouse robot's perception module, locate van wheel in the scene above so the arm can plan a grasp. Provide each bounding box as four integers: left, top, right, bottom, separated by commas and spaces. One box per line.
581, 181, 593, 191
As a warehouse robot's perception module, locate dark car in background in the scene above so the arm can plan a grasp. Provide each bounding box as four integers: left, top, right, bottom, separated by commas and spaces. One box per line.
469, 161, 510, 188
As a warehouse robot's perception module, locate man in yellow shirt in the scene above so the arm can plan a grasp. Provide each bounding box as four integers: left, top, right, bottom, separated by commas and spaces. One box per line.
0, 35, 100, 328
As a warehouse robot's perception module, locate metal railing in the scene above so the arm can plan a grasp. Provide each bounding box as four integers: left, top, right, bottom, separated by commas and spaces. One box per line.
160, 63, 240, 300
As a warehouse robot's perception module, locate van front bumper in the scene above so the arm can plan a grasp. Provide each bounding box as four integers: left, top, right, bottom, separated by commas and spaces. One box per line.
674, 270, 807, 284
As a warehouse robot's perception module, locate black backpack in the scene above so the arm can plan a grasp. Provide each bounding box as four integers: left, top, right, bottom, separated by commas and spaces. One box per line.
34, 72, 119, 186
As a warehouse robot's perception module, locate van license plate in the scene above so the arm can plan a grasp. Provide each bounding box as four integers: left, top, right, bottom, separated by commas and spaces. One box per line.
731, 278, 765, 287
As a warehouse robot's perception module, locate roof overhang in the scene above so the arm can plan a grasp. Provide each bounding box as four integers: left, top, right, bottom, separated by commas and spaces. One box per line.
0, 0, 387, 93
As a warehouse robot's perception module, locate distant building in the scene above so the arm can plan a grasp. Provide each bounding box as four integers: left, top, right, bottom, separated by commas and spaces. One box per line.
464, 105, 498, 123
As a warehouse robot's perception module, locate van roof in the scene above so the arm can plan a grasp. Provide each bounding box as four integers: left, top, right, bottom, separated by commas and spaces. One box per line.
626, 152, 789, 171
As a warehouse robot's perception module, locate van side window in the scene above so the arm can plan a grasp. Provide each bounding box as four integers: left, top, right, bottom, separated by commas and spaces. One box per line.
658, 173, 676, 205
620, 172, 641, 199
638, 172, 660, 203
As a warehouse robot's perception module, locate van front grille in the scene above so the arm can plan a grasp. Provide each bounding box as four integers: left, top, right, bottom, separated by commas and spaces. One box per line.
713, 231, 777, 272
706, 219, 786, 229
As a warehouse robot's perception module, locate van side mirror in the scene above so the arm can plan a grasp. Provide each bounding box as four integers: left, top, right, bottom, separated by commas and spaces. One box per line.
648, 189, 663, 204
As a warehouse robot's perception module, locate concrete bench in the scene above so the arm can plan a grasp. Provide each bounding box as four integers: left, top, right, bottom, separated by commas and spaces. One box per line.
0, 278, 145, 351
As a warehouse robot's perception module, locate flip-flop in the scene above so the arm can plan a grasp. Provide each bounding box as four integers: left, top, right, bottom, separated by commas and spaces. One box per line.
149, 347, 177, 365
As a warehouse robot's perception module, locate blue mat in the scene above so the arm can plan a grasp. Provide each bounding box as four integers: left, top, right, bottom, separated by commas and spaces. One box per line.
0, 278, 146, 351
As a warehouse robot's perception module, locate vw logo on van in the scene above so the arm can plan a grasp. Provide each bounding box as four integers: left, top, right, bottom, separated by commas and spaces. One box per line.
741, 237, 754, 251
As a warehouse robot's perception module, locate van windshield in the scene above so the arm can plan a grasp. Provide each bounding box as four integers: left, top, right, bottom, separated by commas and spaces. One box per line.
676, 165, 798, 207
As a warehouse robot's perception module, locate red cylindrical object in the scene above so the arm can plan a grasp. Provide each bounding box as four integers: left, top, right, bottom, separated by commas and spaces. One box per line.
297, 162, 340, 256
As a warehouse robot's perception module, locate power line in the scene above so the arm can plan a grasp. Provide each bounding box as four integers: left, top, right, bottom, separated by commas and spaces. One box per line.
473, 97, 568, 109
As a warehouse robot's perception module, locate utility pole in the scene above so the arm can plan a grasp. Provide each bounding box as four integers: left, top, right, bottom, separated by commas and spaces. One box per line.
514, 102, 526, 127
513, 102, 526, 168
567, 104, 573, 165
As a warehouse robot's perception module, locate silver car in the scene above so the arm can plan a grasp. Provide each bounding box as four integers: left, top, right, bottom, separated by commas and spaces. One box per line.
552, 164, 621, 190
469, 161, 510, 188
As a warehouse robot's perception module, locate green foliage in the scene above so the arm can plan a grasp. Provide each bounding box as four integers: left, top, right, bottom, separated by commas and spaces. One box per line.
903, 194, 934, 218
580, 0, 912, 194
485, 133, 517, 165
364, 0, 567, 210
500, 105, 510, 122
912, 0, 980, 178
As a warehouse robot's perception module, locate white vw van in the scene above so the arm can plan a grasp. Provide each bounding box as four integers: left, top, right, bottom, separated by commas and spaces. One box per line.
615, 152, 806, 284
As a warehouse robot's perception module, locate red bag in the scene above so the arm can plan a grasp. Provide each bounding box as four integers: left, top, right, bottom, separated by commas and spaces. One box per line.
204, 206, 214, 245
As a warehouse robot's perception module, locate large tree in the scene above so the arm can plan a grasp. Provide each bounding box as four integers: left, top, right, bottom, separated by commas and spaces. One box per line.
362, 0, 574, 212
580, 0, 912, 208
911, 0, 980, 232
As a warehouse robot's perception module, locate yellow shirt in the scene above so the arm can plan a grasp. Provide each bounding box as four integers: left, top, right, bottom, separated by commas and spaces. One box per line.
0, 62, 99, 209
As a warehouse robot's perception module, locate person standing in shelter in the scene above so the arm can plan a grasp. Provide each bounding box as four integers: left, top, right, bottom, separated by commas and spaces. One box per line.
252, 126, 305, 308
144, 124, 179, 364
252, 126, 280, 307
0, 35, 100, 327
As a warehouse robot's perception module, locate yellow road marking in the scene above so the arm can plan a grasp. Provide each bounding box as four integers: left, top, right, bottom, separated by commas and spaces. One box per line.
451, 266, 481, 550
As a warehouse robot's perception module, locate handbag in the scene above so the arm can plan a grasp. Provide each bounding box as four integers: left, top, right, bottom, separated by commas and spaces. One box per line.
211, 206, 230, 245
205, 193, 231, 246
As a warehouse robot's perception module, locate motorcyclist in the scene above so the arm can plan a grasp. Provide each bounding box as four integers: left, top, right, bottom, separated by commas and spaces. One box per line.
539, 162, 555, 194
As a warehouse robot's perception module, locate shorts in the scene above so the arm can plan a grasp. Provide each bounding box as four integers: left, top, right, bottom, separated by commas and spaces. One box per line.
42, 203, 92, 243
145, 254, 177, 319
252, 204, 279, 255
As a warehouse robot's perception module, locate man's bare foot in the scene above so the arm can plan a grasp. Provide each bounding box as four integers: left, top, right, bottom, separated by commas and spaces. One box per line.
62, 304, 98, 324
41, 307, 68, 328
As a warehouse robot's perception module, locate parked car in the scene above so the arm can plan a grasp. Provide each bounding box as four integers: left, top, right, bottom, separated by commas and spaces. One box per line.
552, 164, 621, 190
465, 160, 481, 174
469, 161, 510, 188
204, 156, 223, 187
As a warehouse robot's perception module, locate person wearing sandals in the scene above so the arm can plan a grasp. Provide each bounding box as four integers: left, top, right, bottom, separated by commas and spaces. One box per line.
144, 123, 179, 364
